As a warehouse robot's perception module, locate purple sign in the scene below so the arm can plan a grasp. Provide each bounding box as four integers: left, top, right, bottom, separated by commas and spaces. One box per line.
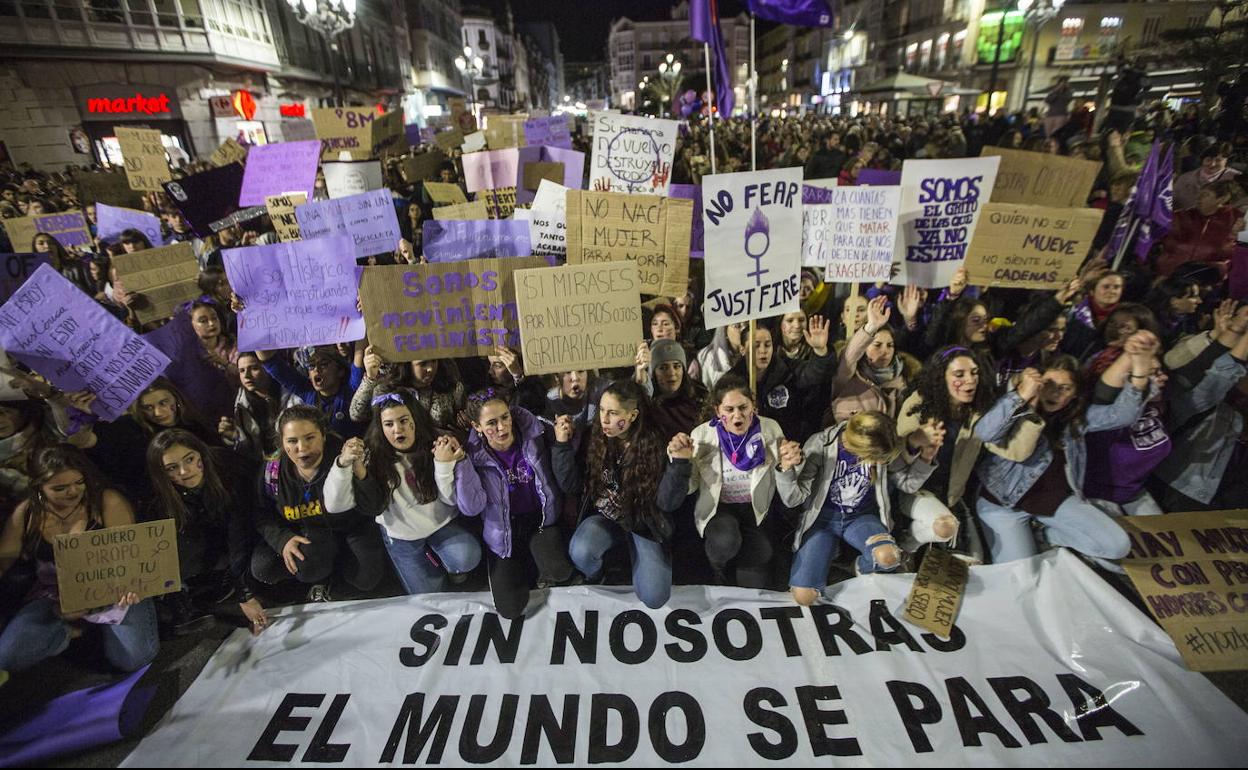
515, 146, 585, 205
223, 235, 365, 350
802, 184, 835, 204
295, 189, 402, 260
34, 212, 92, 248
96, 203, 162, 246
422, 219, 532, 262
238, 140, 321, 207
858, 169, 902, 186
143, 310, 235, 423
669, 183, 704, 259
0, 264, 170, 420
0, 253, 53, 303
524, 116, 573, 149
405, 123, 423, 147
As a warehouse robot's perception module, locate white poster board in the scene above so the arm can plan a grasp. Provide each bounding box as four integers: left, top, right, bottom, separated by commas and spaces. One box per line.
892, 157, 1000, 289
589, 112, 679, 196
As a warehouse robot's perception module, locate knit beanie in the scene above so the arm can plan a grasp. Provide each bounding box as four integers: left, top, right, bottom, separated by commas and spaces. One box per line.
649, 339, 687, 382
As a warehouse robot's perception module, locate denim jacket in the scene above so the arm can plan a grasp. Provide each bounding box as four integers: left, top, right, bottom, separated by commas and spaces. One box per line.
974, 385, 1145, 509
454, 406, 560, 558
1155, 352, 1247, 504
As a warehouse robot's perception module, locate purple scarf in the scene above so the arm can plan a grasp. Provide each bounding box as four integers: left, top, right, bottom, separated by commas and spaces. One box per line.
713, 416, 766, 472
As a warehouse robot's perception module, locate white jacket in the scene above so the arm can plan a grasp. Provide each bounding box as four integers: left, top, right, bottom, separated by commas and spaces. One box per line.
324, 456, 459, 541
682, 417, 786, 535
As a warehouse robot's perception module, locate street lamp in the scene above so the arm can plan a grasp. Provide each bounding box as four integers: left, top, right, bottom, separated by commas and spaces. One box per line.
655, 54, 683, 118
1017, 0, 1065, 113
284, 0, 356, 107
455, 45, 486, 124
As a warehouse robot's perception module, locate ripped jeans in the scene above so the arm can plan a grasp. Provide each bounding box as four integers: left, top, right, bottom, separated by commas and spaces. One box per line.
789, 505, 894, 589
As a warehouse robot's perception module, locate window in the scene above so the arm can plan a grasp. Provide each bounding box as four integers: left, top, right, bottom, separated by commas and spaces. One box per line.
1187, 13, 1206, 29
21, 0, 51, 19
1142, 17, 1162, 44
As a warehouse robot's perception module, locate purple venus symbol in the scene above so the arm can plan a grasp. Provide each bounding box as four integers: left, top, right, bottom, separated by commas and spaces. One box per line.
744, 207, 771, 286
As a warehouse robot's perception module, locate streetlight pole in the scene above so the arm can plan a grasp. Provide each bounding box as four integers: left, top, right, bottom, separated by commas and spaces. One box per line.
986, 4, 1010, 114
285, 0, 357, 107
456, 46, 485, 125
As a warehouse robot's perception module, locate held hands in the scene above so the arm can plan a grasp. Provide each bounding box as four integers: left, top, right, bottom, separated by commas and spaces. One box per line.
339, 437, 367, 472
865, 296, 890, 333
432, 435, 466, 463
778, 440, 803, 472
554, 415, 575, 444
804, 315, 831, 355
1123, 330, 1159, 360
668, 432, 693, 461
1212, 298, 1236, 338
1016, 368, 1044, 406
909, 420, 946, 462
282, 536, 311, 575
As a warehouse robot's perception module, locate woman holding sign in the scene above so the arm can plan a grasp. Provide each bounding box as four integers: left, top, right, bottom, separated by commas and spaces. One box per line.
0, 446, 159, 674
554, 381, 672, 609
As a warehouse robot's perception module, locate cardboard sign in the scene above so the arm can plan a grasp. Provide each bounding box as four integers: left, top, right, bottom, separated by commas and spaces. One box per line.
982, 147, 1102, 208
265, 193, 307, 242
95, 203, 161, 246
516, 146, 585, 205
0, 253, 53, 303
296, 189, 401, 260
425, 182, 467, 205
522, 162, 565, 192
481, 187, 517, 220
483, 115, 527, 150
53, 520, 181, 615
432, 200, 489, 221
324, 160, 384, 199
589, 112, 678, 195
223, 236, 365, 350
515, 261, 642, 375
462, 132, 487, 153
524, 115, 573, 149
115, 126, 171, 191
809, 185, 902, 282
701, 168, 803, 328
1, 211, 90, 252
434, 129, 465, 153
1120, 509, 1248, 672
281, 119, 318, 143
893, 157, 1000, 289
209, 138, 248, 167
669, 184, 704, 258
402, 150, 448, 184
902, 546, 969, 639
422, 219, 531, 262
565, 190, 692, 297
111, 241, 201, 325
528, 179, 568, 260
312, 107, 378, 161
462, 149, 520, 194
164, 163, 264, 237
371, 110, 405, 159
238, 140, 321, 206
0, 264, 171, 421
360, 258, 547, 362
964, 203, 1103, 289
449, 97, 474, 133
75, 169, 144, 209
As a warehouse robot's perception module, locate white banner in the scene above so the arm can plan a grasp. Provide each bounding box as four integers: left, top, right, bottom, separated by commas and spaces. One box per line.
702, 168, 804, 329
121, 552, 1248, 767
589, 112, 679, 196
892, 157, 999, 289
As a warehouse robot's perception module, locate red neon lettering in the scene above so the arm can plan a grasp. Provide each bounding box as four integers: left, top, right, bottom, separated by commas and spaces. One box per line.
86, 93, 171, 115
280, 103, 307, 118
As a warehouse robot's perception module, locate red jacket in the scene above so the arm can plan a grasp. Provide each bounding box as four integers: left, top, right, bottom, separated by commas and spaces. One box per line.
1157, 206, 1241, 277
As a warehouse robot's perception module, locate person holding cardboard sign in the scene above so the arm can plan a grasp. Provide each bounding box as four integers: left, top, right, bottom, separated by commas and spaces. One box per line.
0, 446, 159, 674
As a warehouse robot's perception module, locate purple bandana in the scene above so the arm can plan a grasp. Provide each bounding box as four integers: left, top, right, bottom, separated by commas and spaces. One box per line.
713, 416, 766, 472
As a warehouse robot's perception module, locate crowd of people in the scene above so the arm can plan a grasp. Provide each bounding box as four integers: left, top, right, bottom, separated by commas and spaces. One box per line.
0, 86, 1245, 691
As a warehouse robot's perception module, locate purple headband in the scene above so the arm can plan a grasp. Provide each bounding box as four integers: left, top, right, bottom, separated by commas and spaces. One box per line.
941, 346, 972, 359
371, 392, 404, 408
468, 387, 499, 404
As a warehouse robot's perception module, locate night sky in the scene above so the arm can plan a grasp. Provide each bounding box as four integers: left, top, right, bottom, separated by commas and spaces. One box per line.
511, 0, 749, 62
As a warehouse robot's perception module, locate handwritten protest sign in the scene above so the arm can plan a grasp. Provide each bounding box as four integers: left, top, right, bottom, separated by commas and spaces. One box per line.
702, 168, 803, 328
281, 119, 318, 143
462, 149, 520, 194
434, 129, 465, 153
1, 211, 91, 252
96, 203, 162, 246
515, 261, 642, 375
964, 203, 1102, 290
902, 546, 969, 639
522, 162, 565, 192
296, 189, 401, 260
53, 520, 181, 615
238, 140, 321, 206
481, 187, 517, 220
402, 150, 448, 184
669, 184, 704, 259
223, 236, 364, 350
0, 264, 170, 420
312, 107, 378, 161
75, 169, 145, 209
589, 112, 678, 196
893, 156, 1000, 289
324, 160, 384, 199
360, 257, 546, 362
807, 185, 902, 282
565, 190, 692, 297
449, 97, 474, 133
115, 126, 171, 191
0, 253, 52, 303
423, 219, 531, 262
432, 200, 489, 221
516, 146, 584, 205
483, 115, 527, 150
165, 163, 263, 237
371, 110, 405, 159
982, 147, 1102, 208
1120, 510, 1248, 672
524, 115, 573, 149
209, 138, 248, 168
425, 182, 467, 205
528, 179, 568, 260
265, 193, 307, 242
112, 242, 201, 325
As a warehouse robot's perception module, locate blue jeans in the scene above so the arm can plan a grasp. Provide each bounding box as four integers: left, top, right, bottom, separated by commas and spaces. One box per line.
381, 520, 482, 595
569, 515, 672, 609
0, 598, 159, 673
976, 494, 1133, 564
790, 506, 893, 589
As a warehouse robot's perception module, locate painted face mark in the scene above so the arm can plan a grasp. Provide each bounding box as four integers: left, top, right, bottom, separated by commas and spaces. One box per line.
616, 420, 627, 430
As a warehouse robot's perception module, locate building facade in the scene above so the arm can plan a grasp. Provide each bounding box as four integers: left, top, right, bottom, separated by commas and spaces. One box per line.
404, 0, 467, 126
564, 60, 611, 108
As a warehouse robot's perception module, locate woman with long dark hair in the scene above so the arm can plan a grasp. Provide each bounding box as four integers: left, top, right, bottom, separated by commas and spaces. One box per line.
146, 429, 267, 634
129, 377, 219, 445
554, 380, 672, 608
324, 389, 480, 594
0, 446, 159, 673
32, 231, 90, 291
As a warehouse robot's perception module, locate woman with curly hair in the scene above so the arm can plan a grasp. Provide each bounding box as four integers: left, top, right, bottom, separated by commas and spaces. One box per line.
324, 389, 479, 595
350, 346, 468, 436
553, 380, 672, 608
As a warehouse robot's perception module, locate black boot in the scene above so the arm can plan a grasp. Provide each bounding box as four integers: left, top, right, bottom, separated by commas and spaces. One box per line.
161, 590, 214, 638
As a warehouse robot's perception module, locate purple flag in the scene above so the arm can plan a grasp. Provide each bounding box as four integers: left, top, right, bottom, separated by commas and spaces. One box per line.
745, 0, 835, 27
690, 0, 735, 116
1135, 144, 1174, 263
